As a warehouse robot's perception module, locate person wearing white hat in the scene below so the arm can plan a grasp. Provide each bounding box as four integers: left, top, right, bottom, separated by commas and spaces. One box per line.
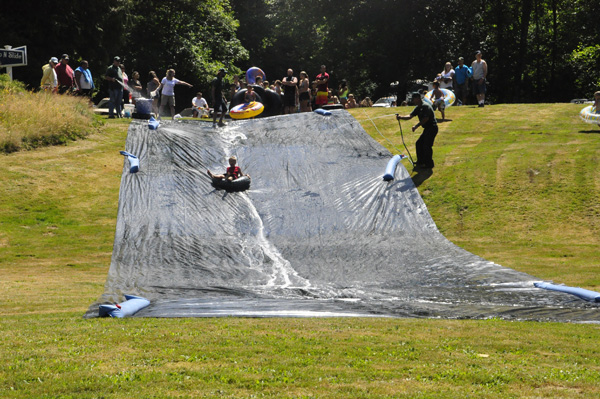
41, 57, 59, 92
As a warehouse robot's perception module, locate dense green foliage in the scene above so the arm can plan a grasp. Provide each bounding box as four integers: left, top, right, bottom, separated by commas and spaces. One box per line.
0, 0, 599, 102
0, 0, 247, 99
231, 0, 600, 102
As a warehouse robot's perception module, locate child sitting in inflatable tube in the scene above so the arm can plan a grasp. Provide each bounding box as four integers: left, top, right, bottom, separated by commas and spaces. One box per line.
431, 81, 446, 121
207, 156, 249, 182
594, 91, 600, 112
244, 85, 257, 103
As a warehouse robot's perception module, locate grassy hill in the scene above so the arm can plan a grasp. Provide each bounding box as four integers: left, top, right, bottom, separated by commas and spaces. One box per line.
1, 104, 600, 398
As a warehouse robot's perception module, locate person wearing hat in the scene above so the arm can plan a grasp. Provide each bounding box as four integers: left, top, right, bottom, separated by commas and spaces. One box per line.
396, 92, 439, 169
104, 56, 124, 118
471, 50, 488, 107
41, 57, 59, 92
211, 68, 228, 127
55, 54, 75, 94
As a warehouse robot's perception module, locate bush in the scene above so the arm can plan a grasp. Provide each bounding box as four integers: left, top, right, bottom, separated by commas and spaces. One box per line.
0, 74, 100, 153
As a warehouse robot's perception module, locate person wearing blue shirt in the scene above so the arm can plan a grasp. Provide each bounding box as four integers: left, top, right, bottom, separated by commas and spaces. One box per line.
454, 57, 472, 106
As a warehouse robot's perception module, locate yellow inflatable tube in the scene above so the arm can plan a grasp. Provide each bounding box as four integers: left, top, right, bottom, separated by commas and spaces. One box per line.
230, 101, 265, 120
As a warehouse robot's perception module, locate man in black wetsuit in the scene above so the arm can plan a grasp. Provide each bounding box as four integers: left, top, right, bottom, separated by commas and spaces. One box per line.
396, 93, 438, 169
211, 68, 227, 127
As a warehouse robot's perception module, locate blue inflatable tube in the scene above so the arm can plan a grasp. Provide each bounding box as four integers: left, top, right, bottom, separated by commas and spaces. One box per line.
383, 155, 402, 181
120, 151, 140, 173
148, 116, 160, 130
534, 282, 600, 302
98, 295, 150, 318
314, 108, 332, 116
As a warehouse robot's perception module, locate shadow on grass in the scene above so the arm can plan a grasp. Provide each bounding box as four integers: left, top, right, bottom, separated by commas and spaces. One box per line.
578, 129, 600, 134
411, 168, 433, 187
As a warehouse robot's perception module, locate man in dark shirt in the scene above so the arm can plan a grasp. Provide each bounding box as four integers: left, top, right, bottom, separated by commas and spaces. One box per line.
55, 54, 75, 94
104, 56, 124, 119
282, 68, 298, 114
211, 68, 227, 127
396, 93, 438, 169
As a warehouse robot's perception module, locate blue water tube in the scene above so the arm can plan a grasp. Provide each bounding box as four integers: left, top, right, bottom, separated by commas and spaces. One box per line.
120, 151, 140, 173
314, 108, 332, 116
383, 155, 403, 181
246, 67, 266, 85
98, 295, 150, 318
148, 116, 160, 130
534, 282, 600, 302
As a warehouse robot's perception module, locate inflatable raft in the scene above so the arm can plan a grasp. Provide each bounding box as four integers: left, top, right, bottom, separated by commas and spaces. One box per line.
230, 101, 264, 119
211, 176, 251, 192
580, 105, 600, 124
423, 88, 456, 107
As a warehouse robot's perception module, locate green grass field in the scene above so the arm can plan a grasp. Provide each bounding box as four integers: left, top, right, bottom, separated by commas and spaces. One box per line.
1, 104, 600, 398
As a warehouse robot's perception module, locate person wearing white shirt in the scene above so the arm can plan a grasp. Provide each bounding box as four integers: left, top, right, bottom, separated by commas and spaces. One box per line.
192, 92, 209, 118
157, 69, 192, 119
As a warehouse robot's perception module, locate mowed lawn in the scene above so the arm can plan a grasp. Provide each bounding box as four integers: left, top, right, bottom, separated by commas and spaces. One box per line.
1, 104, 600, 398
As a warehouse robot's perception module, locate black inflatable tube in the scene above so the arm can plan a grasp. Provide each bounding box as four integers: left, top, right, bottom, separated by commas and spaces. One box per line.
211, 176, 251, 192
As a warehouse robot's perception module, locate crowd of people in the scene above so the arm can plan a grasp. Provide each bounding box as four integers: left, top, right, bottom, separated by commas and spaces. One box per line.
38, 50, 487, 126
432, 50, 488, 108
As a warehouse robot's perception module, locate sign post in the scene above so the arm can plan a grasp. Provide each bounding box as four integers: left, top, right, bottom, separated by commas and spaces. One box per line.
1, 45, 28, 80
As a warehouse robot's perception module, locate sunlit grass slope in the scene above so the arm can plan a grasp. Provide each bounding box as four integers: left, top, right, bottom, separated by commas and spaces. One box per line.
1, 105, 599, 398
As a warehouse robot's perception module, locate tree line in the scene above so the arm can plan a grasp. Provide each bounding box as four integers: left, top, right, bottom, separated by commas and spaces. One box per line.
1, 0, 598, 105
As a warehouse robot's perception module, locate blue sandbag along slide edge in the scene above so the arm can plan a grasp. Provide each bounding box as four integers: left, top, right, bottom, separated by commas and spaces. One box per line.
534, 282, 600, 302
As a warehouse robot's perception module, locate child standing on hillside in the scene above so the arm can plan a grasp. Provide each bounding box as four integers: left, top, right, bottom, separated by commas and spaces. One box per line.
430, 81, 446, 121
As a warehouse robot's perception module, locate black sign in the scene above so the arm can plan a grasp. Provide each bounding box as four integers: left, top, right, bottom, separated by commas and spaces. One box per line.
0, 46, 27, 67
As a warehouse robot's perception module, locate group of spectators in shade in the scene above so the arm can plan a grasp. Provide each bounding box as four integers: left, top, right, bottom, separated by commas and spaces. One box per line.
41, 54, 95, 97
106, 56, 194, 119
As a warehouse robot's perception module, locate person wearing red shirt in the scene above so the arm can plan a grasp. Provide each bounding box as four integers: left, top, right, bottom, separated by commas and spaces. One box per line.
207, 156, 248, 182
314, 65, 329, 108
55, 54, 75, 94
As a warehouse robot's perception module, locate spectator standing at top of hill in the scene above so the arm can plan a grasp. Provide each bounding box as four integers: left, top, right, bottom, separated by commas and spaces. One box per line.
104, 56, 124, 119
438, 62, 454, 90
298, 71, 312, 112
74, 60, 94, 98
282, 68, 298, 114
41, 57, 58, 92
128, 71, 143, 102
454, 57, 472, 105
120, 64, 130, 105
314, 65, 329, 108
55, 54, 75, 94
157, 69, 193, 119
211, 68, 228, 127
146, 71, 160, 116
472, 50, 488, 107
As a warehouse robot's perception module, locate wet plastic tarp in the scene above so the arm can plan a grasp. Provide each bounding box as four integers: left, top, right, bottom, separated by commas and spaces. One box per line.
86, 111, 600, 321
